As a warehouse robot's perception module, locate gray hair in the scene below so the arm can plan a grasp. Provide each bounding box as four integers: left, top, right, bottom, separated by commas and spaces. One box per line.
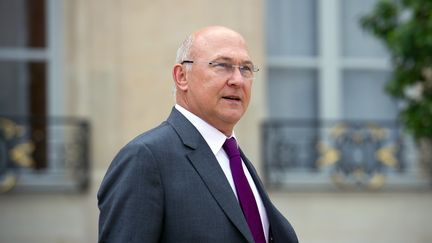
175, 34, 194, 64
173, 34, 194, 96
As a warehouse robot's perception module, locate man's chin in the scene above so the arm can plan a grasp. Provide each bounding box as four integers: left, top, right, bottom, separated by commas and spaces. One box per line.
220, 111, 244, 124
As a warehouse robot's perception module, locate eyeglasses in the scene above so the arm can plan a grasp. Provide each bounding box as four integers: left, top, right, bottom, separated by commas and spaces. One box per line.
181, 60, 259, 79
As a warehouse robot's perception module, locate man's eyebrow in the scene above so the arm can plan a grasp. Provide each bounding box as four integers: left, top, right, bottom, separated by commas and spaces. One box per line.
212, 56, 253, 65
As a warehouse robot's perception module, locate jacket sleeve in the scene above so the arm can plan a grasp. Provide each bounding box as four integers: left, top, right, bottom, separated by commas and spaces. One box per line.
97, 143, 163, 243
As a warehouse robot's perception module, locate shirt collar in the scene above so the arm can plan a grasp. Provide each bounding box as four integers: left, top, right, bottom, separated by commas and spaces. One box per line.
175, 104, 235, 155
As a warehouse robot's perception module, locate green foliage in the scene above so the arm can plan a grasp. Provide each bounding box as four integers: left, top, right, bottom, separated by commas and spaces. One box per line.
361, 0, 432, 139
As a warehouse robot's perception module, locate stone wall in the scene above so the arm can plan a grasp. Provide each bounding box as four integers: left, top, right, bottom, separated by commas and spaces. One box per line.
1, 1, 431, 242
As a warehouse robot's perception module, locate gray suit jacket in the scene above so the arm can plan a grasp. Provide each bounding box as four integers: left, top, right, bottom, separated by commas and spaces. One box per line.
98, 108, 298, 243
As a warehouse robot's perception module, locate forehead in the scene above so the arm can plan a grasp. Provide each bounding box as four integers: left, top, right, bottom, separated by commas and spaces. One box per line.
192, 30, 252, 62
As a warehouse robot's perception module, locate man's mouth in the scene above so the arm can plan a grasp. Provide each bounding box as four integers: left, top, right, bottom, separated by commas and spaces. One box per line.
222, 96, 241, 101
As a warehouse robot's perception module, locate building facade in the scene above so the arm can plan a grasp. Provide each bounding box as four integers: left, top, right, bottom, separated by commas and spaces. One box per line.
0, 0, 431, 242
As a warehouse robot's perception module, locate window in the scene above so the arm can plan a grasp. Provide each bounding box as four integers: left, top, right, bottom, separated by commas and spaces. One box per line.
264, 0, 427, 190
0, 0, 48, 168
0, 0, 88, 193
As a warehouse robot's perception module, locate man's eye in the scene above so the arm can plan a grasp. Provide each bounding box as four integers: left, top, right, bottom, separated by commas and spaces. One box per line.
240, 65, 253, 72
212, 62, 231, 69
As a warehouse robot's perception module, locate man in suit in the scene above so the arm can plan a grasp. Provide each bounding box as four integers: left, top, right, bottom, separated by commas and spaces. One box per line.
98, 26, 298, 243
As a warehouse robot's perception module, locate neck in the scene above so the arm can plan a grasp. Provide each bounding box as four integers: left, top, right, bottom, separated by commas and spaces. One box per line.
175, 103, 235, 137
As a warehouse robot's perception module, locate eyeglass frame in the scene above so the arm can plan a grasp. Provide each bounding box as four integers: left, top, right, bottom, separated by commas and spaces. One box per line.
180, 60, 259, 79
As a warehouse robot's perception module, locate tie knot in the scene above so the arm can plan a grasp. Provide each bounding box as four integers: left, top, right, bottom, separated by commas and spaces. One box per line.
223, 137, 240, 158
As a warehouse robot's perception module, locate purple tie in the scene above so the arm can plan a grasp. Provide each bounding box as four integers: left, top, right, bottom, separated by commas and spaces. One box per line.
223, 137, 266, 243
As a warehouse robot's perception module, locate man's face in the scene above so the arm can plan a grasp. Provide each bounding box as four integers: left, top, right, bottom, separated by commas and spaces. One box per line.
183, 30, 253, 135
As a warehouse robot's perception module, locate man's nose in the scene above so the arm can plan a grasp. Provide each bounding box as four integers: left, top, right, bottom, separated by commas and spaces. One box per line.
227, 67, 245, 85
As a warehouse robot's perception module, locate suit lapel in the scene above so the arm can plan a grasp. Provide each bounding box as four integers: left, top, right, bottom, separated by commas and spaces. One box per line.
241, 150, 286, 242
167, 108, 254, 242
188, 150, 254, 242
241, 149, 299, 243
240, 149, 272, 208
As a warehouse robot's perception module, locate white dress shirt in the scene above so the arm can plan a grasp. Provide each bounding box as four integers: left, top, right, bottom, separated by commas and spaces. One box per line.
175, 104, 269, 241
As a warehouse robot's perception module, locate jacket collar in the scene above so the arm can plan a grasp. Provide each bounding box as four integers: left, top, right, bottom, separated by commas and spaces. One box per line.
166, 107, 255, 242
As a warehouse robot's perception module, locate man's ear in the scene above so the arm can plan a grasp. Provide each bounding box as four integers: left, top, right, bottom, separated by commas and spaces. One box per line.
172, 64, 188, 91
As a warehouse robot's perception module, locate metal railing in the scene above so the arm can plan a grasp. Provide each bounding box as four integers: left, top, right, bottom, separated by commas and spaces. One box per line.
262, 119, 431, 190
0, 116, 90, 193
